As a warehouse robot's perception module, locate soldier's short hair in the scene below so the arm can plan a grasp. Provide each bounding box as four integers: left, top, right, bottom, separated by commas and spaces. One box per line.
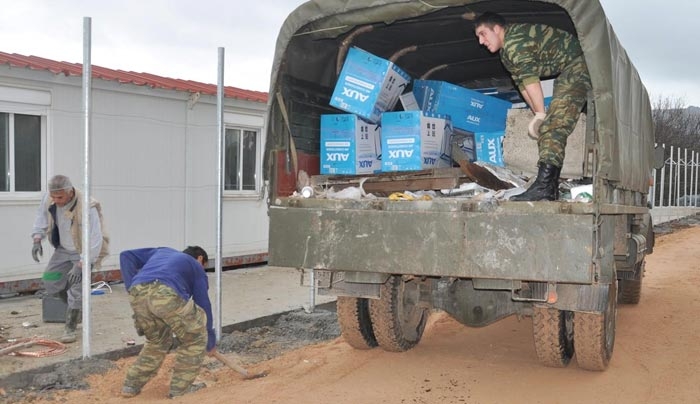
475, 11, 506, 29
48, 175, 73, 192
183, 246, 209, 265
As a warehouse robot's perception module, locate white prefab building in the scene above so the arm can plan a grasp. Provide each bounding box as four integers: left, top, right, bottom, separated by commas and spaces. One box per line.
0, 52, 269, 293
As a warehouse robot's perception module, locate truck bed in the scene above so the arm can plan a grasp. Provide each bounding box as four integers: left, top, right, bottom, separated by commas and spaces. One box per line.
269, 167, 601, 284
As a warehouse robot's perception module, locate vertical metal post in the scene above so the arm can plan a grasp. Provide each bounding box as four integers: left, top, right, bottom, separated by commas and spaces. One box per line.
667, 146, 674, 206
691, 150, 696, 206
693, 151, 700, 208
81, 16, 92, 359
676, 147, 681, 206
307, 270, 316, 313
683, 148, 688, 206
214, 47, 224, 342
659, 144, 666, 207
651, 165, 657, 207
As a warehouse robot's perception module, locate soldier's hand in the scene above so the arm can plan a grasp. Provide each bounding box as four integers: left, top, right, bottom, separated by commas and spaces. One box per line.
528, 112, 546, 139
31, 240, 43, 262
67, 264, 82, 284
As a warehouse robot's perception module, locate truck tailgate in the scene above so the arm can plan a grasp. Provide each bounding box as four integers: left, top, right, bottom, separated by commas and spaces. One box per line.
269, 198, 595, 284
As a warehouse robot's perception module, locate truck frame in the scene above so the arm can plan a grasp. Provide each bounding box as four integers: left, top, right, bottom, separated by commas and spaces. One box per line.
263, 0, 656, 371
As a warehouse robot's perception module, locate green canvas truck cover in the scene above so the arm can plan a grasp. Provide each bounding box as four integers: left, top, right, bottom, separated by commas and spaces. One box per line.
264, 0, 654, 193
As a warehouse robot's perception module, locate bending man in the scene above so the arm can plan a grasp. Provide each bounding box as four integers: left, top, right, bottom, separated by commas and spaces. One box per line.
474, 12, 592, 201
119, 246, 216, 399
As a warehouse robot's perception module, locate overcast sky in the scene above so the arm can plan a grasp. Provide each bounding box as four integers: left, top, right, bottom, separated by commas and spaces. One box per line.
1, 0, 698, 106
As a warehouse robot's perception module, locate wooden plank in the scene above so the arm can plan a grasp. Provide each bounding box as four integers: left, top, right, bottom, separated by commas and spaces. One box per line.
362, 177, 462, 194
310, 168, 467, 193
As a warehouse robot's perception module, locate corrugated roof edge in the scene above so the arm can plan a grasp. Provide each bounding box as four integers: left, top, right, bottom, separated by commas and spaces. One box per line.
0, 51, 268, 103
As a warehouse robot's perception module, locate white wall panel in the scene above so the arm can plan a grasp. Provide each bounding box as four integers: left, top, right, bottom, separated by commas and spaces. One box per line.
0, 68, 269, 284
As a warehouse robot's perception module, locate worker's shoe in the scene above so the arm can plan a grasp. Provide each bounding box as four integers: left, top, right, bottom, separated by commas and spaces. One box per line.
510, 163, 561, 201
168, 382, 206, 399
121, 385, 141, 398
59, 308, 81, 343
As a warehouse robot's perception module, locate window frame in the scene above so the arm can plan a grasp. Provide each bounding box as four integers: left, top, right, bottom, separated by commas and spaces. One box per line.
0, 105, 48, 202
223, 124, 262, 198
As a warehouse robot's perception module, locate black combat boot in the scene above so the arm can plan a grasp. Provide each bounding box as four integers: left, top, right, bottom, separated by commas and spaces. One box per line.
510, 163, 561, 201
60, 308, 81, 343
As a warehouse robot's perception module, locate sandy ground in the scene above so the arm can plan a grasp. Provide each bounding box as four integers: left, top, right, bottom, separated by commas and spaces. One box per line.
3, 219, 700, 404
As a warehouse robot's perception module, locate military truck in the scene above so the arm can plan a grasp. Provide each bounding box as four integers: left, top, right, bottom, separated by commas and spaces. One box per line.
263, 0, 656, 371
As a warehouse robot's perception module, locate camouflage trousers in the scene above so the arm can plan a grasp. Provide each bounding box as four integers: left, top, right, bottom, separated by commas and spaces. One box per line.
538, 55, 592, 167
123, 281, 208, 396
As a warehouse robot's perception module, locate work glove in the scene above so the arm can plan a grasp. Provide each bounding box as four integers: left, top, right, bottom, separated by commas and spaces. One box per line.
528, 112, 547, 139
31, 240, 43, 262
67, 263, 82, 285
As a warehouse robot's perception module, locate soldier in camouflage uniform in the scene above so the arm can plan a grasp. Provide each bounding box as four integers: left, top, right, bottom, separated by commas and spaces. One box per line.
475, 12, 592, 201
119, 246, 215, 399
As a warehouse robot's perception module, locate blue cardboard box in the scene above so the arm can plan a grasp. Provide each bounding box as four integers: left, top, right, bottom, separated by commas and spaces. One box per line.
330, 47, 411, 124
474, 131, 505, 167
413, 80, 512, 132
381, 111, 452, 172
320, 114, 381, 175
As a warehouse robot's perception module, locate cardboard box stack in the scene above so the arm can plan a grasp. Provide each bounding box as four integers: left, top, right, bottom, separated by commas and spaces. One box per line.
330, 47, 411, 124
324, 46, 515, 174
413, 80, 513, 166
320, 114, 381, 175
380, 111, 452, 172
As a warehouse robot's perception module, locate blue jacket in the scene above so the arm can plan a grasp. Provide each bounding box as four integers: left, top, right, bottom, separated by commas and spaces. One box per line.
119, 247, 215, 351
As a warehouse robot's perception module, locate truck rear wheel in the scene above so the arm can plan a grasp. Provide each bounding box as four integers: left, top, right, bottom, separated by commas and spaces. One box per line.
574, 283, 617, 371
337, 296, 378, 349
532, 307, 574, 367
618, 261, 644, 304
369, 275, 428, 352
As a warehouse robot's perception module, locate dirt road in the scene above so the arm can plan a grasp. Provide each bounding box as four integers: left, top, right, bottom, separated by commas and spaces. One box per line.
13, 224, 700, 404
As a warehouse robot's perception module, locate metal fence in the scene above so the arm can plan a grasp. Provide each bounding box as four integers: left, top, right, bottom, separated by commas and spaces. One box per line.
651, 144, 700, 207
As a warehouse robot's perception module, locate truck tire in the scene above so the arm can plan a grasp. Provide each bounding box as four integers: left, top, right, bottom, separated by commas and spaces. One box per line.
336, 296, 378, 349
574, 283, 617, 371
369, 275, 428, 352
618, 261, 644, 304
532, 307, 574, 367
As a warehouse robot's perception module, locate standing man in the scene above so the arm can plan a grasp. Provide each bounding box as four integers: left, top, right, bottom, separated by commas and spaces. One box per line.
474, 12, 592, 201
31, 174, 109, 343
119, 246, 216, 399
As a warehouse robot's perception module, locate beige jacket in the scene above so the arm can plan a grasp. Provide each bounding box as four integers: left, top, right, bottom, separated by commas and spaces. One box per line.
46, 189, 110, 269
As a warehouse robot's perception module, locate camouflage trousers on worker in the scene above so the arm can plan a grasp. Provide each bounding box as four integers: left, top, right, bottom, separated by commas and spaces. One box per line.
123, 281, 208, 397
538, 55, 592, 167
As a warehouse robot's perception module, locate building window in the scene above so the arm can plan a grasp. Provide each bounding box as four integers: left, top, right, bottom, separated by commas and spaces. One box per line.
0, 112, 42, 192
225, 127, 259, 192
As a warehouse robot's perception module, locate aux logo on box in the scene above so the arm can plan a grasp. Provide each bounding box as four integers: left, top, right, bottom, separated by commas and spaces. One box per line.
342, 87, 369, 102
326, 153, 350, 162
470, 98, 485, 109
487, 138, 500, 164
388, 149, 414, 158
467, 115, 481, 124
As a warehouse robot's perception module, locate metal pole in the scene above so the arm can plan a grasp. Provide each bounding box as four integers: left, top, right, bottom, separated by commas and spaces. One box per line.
651, 164, 657, 207
667, 145, 674, 206
214, 47, 224, 342
659, 144, 666, 207
693, 152, 700, 208
307, 270, 316, 313
81, 16, 93, 359
683, 148, 688, 206
676, 147, 681, 206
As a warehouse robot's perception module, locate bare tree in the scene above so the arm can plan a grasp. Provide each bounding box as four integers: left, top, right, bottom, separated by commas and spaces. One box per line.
651, 94, 700, 206
652, 94, 700, 149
